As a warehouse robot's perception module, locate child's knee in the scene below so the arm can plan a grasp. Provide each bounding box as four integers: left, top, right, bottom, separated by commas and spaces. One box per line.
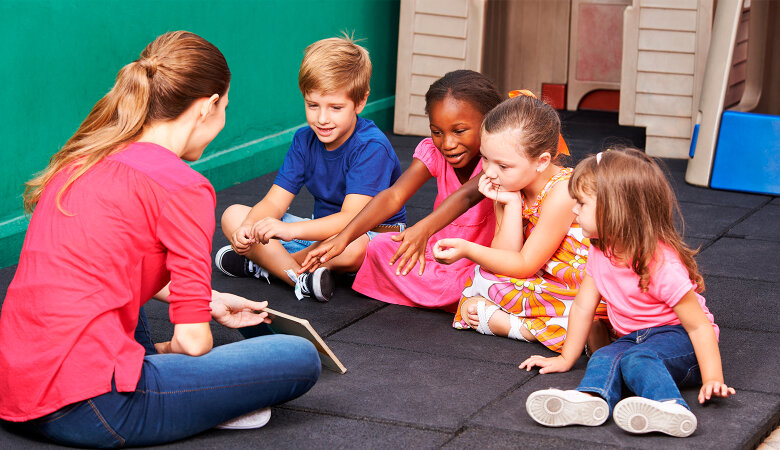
221, 204, 250, 228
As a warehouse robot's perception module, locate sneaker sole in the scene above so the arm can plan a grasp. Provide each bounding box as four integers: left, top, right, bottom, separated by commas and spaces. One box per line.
214, 245, 239, 277
613, 397, 697, 437
312, 268, 335, 302
216, 407, 272, 430
526, 389, 609, 427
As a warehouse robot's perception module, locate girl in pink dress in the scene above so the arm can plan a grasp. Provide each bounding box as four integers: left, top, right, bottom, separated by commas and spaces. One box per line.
300, 70, 502, 311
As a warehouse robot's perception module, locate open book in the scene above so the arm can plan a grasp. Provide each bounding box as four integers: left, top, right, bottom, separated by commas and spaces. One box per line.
264, 307, 346, 374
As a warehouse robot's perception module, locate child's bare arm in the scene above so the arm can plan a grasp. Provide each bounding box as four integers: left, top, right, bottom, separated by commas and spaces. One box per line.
519, 275, 601, 372
300, 160, 432, 272
673, 291, 736, 403
254, 193, 373, 244
230, 185, 294, 253
390, 173, 484, 275
435, 183, 575, 277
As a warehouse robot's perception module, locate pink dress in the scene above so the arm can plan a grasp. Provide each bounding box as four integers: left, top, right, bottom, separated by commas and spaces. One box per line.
352, 138, 495, 312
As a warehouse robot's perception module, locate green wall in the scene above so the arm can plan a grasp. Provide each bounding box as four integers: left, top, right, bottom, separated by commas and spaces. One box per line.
0, 0, 400, 267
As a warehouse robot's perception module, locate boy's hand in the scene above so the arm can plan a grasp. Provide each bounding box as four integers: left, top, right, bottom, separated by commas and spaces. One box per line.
231, 224, 257, 255
518, 355, 574, 374
478, 174, 524, 206
299, 236, 347, 274
252, 217, 294, 244
698, 380, 735, 404
432, 238, 467, 265
389, 226, 431, 276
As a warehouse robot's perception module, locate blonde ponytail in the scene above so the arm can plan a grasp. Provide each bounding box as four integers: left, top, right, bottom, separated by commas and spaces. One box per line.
23, 31, 230, 214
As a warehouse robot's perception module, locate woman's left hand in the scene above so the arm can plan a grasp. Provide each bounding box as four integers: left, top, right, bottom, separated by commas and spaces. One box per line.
210, 291, 271, 329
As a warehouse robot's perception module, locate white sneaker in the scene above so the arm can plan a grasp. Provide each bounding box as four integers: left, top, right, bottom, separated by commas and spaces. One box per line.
216, 407, 272, 430
613, 397, 697, 437
526, 389, 609, 427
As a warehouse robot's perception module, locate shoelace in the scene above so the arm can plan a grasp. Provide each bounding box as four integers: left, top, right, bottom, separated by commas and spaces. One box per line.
247, 261, 270, 284
284, 269, 310, 301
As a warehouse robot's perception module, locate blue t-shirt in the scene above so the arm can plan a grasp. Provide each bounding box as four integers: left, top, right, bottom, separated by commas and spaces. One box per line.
274, 116, 406, 223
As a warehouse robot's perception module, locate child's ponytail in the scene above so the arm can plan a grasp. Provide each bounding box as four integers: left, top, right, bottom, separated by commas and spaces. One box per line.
24, 31, 230, 214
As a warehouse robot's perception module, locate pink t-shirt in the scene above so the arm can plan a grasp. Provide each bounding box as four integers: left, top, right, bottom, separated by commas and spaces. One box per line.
0, 142, 215, 421
585, 244, 718, 339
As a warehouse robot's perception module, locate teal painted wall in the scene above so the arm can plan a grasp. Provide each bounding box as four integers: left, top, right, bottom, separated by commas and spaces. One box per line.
0, 0, 400, 267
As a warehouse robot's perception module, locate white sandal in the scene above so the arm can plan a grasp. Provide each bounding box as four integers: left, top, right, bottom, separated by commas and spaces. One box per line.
474, 300, 500, 335
507, 315, 530, 342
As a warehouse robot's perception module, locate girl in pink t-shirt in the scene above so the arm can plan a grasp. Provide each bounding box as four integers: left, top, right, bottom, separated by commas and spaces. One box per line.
299, 70, 502, 311
520, 148, 734, 438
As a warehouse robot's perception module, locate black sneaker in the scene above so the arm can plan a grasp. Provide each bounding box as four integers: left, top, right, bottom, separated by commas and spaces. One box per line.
298, 267, 335, 302
215, 245, 269, 282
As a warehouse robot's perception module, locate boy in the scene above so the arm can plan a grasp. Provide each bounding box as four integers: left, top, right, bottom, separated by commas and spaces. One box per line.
216, 36, 406, 302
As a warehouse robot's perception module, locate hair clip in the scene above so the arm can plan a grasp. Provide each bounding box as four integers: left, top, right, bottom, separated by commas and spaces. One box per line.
596, 152, 604, 164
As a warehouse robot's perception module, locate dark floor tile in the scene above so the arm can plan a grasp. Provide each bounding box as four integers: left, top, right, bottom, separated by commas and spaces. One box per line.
686, 237, 711, 251
669, 177, 770, 208
719, 328, 780, 395
771, 197, 780, 206
210, 273, 386, 338
469, 368, 778, 449
287, 341, 528, 430
703, 276, 780, 332
0, 422, 61, 450
330, 305, 560, 365
679, 202, 751, 238
444, 426, 620, 449
728, 205, 780, 241
698, 238, 780, 282
140, 408, 451, 450
0, 264, 16, 300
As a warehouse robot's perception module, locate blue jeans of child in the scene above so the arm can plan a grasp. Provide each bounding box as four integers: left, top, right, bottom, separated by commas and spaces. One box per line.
20, 308, 321, 448
576, 324, 701, 412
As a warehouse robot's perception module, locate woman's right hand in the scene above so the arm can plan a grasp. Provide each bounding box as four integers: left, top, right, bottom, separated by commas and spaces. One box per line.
231, 223, 256, 255
388, 225, 432, 276
299, 235, 349, 273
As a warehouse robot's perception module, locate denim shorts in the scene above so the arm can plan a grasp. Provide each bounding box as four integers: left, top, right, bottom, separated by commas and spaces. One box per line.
280, 213, 405, 254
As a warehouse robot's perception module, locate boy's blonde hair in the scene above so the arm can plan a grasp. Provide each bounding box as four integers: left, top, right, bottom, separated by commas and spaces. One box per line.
298, 35, 371, 105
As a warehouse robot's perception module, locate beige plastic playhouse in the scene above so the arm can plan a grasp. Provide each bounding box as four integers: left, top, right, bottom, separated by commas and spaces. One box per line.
393, 0, 778, 160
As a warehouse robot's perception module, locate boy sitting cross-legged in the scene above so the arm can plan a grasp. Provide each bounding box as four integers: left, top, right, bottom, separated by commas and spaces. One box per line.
216, 36, 406, 302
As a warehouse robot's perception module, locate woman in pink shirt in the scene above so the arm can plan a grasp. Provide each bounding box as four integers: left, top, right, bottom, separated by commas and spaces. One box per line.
0, 31, 320, 447
519, 148, 734, 438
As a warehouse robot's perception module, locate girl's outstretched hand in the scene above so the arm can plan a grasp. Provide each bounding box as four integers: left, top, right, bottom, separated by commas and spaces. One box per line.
210, 291, 271, 329
299, 235, 346, 274
518, 355, 574, 374
478, 174, 524, 206
389, 226, 431, 276
432, 238, 468, 265
698, 381, 736, 404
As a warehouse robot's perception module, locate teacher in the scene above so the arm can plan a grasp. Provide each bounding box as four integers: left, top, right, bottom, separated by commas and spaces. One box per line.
0, 31, 320, 448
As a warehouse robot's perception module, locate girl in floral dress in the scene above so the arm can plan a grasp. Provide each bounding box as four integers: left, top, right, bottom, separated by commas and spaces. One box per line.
433, 93, 610, 352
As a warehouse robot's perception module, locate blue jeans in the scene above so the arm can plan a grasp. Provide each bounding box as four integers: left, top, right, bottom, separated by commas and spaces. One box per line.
20, 308, 321, 448
577, 325, 701, 412
279, 212, 406, 253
